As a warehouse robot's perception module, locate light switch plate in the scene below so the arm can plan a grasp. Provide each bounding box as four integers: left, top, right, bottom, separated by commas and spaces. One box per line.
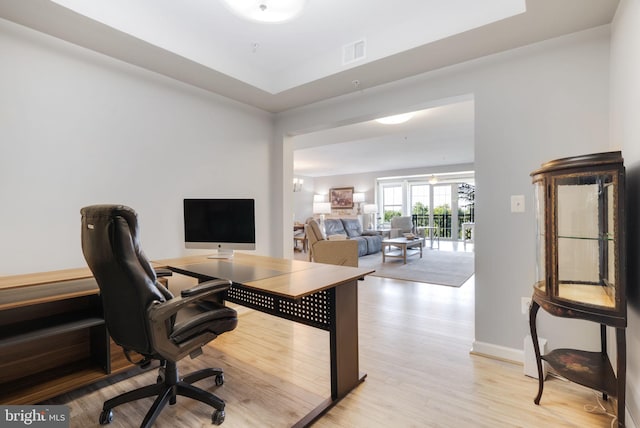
511, 195, 525, 213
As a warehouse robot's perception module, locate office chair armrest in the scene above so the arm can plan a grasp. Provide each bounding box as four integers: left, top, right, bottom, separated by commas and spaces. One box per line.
147, 279, 232, 362
154, 267, 173, 277
148, 279, 232, 323
180, 279, 231, 297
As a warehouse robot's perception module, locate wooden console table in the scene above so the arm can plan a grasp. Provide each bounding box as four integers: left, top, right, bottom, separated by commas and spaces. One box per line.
0, 268, 140, 404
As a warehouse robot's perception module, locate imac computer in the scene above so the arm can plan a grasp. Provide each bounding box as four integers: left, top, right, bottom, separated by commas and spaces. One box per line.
183, 198, 256, 259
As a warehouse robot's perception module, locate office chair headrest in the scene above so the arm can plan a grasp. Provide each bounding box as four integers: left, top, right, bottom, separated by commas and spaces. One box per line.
81, 204, 157, 283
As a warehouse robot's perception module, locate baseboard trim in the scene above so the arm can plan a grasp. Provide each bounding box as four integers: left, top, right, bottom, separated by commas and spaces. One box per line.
470, 340, 523, 364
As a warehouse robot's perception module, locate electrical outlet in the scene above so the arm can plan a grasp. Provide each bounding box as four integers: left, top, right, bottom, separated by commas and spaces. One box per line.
521, 297, 532, 315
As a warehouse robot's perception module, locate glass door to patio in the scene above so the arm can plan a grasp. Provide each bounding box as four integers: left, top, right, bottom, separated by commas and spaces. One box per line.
379, 177, 474, 242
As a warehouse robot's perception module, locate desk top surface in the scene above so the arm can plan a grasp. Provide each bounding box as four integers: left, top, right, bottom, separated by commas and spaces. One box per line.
0, 254, 373, 306
156, 253, 373, 300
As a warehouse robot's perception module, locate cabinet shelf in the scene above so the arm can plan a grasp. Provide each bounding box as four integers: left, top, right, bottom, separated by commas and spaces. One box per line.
0, 359, 106, 404
0, 312, 104, 347
555, 283, 615, 309
542, 349, 617, 397
557, 235, 614, 241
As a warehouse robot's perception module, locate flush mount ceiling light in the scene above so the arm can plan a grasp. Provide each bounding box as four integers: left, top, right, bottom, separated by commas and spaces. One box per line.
221, 0, 307, 23
375, 112, 414, 125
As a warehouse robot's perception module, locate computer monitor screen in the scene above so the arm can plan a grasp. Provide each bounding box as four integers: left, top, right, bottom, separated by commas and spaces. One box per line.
184, 198, 255, 258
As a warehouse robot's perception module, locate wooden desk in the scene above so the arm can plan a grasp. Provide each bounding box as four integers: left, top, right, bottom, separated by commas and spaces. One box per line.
155, 253, 373, 427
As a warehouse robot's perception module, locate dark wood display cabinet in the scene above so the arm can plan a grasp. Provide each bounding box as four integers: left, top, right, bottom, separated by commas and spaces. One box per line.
528, 151, 627, 427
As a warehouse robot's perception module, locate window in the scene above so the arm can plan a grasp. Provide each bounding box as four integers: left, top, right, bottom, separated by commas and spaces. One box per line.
433, 185, 452, 238
410, 184, 430, 227
458, 183, 475, 239
382, 185, 402, 222
377, 174, 474, 239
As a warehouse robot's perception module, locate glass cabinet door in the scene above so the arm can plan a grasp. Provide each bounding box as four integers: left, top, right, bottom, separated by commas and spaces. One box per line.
533, 180, 546, 294
554, 173, 617, 309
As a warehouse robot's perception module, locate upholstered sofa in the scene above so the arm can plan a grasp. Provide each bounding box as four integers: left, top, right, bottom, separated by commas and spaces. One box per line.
324, 218, 383, 256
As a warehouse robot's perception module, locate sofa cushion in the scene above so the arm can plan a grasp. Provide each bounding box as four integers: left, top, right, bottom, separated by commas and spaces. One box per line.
324, 219, 347, 236
341, 218, 363, 238
351, 237, 369, 257
320, 218, 382, 256
390, 216, 414, 232
362, 235, 382, 254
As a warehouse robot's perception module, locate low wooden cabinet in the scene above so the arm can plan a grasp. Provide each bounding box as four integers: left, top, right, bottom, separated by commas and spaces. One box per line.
0, 270, 137, 404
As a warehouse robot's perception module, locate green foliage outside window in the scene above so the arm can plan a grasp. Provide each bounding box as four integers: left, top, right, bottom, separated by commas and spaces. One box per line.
412, 202, 429, 216
433, 203, 451, 215
384, 210, 401, 222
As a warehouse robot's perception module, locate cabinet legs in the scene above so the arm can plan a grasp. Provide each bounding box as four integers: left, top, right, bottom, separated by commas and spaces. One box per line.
528, 300, 544, 405
616, 327, 626, 427
529, 300, 626, 427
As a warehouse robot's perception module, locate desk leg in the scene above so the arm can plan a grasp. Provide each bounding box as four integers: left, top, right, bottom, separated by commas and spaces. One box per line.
331, 279, 364, 399
294, 280, 366, 428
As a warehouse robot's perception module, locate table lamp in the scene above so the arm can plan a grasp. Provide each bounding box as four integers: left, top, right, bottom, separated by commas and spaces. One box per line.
363, 204, 378, 230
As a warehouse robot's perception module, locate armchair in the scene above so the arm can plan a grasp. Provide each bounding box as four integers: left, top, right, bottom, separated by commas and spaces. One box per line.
305, 219, 359, 267
389, 216, 415, 238
80, 205, 238, 427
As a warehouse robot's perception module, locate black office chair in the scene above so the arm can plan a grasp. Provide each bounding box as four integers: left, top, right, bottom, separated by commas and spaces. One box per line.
80, 205, 238, 427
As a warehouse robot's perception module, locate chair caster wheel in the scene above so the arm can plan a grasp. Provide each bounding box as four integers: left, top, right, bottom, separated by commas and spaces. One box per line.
215, 373, 224, 386
157, 366, 166, 383
212, 409, 225, 425
99, 409, 113, 425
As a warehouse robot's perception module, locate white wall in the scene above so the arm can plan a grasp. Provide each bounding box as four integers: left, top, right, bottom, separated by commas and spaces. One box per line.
292, 175, 314, 223
306, 163, 475, 220
610, 0, 640, 424
0, 18, 274, 275
276, 26, 611, 358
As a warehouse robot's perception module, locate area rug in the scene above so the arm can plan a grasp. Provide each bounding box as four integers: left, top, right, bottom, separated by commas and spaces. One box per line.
357, 249, 474, 287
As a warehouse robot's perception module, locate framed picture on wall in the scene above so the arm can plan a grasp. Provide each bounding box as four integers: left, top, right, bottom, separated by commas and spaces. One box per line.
330, 187, 354, 209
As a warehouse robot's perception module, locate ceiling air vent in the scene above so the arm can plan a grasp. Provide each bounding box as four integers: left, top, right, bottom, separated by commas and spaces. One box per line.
343, 39, 366, 65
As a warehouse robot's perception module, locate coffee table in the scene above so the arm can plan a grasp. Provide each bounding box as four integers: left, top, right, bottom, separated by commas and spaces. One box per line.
381, 237, 425, 264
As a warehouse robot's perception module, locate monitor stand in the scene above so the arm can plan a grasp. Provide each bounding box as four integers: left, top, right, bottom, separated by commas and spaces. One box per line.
207, 249, 234, 259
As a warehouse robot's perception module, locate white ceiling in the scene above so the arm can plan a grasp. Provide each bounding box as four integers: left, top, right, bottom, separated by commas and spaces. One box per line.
0, 0, 619, 177
48, 0, 527, 95
0, 0, 618, 113
294, 99, 475, 177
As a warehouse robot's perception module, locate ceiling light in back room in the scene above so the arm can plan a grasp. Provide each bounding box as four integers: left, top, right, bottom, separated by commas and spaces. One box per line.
375, 113, 414, 125
221, 0, 308, 23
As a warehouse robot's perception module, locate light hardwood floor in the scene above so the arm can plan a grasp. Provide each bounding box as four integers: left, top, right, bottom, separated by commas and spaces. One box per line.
47, 249, 616, 427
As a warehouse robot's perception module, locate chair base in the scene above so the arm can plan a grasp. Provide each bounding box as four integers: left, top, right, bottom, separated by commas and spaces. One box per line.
99, 363, 226, 427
